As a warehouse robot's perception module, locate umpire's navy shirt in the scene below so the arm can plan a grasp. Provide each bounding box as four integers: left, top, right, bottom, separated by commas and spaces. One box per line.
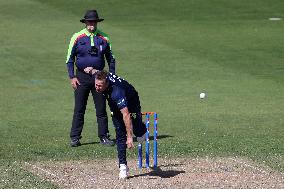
104, 73, 141, 115
66, 28, 116, 78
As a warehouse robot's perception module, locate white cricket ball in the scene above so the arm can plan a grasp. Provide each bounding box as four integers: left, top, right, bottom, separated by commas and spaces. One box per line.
199, 92, 206, 99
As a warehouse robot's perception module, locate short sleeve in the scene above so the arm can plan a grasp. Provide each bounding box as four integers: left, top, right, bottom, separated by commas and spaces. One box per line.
111, 87, 128, 109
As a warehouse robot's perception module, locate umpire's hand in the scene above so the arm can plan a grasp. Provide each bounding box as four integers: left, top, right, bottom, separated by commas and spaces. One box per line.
70, 78, 80, 90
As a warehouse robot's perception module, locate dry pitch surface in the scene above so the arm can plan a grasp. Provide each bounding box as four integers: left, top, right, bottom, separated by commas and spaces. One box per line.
25, 157, 284, 189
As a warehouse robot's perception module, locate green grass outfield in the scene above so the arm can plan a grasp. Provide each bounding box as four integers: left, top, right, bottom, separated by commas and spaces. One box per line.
1, 0, 284, 187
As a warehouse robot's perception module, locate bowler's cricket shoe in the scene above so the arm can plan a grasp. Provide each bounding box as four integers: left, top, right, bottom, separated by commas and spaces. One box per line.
119, 164, 129, 179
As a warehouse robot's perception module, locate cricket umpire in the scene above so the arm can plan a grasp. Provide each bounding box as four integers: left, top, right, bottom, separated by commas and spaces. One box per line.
85, 68, 147, 179
66, 10, 115, 147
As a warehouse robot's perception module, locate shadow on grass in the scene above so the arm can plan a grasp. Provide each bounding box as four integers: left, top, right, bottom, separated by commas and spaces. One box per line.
133, 135, 174, 142
81, 141, 100, 146
129, 165, 185, 179
80, 135, 173, 146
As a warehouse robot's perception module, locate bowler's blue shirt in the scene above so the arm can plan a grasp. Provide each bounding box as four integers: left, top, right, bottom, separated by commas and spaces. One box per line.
104, 73, 140, 114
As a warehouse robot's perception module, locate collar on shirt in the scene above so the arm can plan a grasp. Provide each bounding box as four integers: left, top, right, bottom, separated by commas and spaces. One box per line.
84, 28, 98, 36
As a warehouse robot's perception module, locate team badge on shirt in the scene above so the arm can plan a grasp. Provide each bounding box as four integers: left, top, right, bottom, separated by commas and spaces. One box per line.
117, 98, 127, 108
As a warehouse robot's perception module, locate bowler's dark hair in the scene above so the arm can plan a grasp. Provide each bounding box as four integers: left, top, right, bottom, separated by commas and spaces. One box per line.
95, 70, 108, 80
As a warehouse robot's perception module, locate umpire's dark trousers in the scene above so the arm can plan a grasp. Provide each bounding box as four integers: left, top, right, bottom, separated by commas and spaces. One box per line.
70, 70, 109, 140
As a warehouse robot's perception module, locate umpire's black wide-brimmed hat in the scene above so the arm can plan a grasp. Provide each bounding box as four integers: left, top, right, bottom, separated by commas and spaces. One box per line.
80, 10, 104, 23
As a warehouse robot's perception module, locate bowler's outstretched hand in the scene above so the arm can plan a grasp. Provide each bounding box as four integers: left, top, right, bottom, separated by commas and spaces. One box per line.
126, 137, 134, 149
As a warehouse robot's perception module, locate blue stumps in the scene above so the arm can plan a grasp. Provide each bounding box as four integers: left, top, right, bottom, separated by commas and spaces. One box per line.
153, 112, 158, 168
137, 143, 143, 168
138, 112, 158, 169
145, 113, 150, 168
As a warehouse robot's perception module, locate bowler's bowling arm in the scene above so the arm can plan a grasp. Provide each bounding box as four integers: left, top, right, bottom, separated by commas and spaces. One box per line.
120, 107, 133, 139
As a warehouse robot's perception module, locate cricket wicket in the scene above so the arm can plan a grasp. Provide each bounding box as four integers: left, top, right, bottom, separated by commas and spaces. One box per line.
137, 112, 158, 169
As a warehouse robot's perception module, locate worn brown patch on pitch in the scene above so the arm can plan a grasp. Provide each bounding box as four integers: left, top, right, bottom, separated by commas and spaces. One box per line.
24, 157, 284, 189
